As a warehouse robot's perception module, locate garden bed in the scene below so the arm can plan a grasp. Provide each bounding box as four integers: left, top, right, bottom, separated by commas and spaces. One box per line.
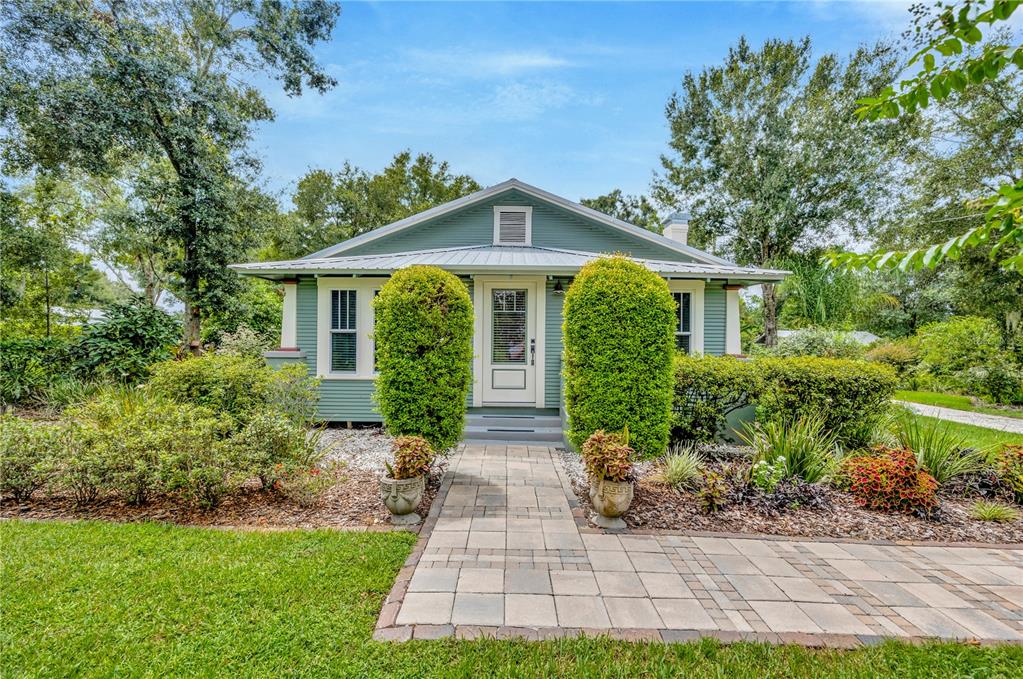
1, 428, 447, 530
558, 448, 1023, 544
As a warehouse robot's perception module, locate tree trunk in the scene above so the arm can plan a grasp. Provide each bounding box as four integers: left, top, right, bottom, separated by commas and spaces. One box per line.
762, 282, 778, 347
183, 299, 201, 355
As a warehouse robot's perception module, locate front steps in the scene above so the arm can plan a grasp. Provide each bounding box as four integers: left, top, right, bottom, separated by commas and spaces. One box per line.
463, 407, 563, 445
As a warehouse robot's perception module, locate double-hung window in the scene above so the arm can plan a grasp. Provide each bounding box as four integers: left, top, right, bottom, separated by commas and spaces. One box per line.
330, 289, 357, 372
673, 291, 692, 353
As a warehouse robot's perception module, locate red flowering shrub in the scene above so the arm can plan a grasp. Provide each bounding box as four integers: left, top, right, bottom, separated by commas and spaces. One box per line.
839, 446, 938, 514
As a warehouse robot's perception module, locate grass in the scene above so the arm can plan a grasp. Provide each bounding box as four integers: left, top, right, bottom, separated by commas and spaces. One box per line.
970, 499, 1021, 523
4, 521, 1023, 677
895, 390, 1023, 420
908, 414, 1023, 450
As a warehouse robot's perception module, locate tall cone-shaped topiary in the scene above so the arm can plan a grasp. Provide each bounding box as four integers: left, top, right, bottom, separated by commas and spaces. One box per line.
373, 266, 474, 450
563, 255, 676, 458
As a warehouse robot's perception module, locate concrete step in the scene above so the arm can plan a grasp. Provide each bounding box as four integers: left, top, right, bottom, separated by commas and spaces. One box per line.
462, 425, 563, 443
465, 414, 562, 429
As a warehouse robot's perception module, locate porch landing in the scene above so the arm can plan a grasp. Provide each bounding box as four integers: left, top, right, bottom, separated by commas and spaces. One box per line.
462, 408, 563, 445
376, 444, 1023, 645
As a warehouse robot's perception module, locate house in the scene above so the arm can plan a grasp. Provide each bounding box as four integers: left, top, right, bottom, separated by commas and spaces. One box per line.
230, 179, 786, 442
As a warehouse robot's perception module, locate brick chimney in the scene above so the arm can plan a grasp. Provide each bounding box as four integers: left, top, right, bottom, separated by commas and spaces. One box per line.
662, 212, 690, 246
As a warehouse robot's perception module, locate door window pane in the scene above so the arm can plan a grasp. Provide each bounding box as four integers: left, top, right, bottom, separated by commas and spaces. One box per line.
492, 289, 526, 364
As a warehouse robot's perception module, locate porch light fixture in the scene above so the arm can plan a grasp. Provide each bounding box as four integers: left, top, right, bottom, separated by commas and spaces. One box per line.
553, 279, 564, 294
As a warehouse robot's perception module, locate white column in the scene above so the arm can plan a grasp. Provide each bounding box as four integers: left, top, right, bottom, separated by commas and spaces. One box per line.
725, 285, 742, 355
281, 280, 298, 349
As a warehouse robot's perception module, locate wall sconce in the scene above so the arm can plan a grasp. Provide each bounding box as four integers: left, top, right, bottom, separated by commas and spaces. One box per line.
553, 279, 565, 294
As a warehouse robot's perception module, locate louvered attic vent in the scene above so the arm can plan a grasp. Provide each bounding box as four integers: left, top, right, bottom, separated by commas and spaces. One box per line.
494, 206, 531, 245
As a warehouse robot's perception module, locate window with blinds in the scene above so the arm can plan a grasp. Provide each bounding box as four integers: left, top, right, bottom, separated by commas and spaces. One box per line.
492, 289, 527, 363
673, 291, 692, 353
494, 208, 530, 245
330, 289, 357, 372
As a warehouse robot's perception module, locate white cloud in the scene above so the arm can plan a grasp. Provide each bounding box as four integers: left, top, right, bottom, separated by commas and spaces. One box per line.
489, 81, 575, 120
402, 48, 572, 78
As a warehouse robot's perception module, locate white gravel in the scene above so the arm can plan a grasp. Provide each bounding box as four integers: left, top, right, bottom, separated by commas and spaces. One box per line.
318, 427, 396, 473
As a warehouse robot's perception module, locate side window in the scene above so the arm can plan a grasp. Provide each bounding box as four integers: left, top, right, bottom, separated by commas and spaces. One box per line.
330, 289, 357, 372
673, 291, 691, 353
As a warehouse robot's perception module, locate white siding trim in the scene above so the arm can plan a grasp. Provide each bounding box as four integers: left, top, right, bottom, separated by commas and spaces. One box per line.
316, 277, 384, 379
281, 282, 298, 348
667, 279, 704, 355
492, 206, 533, 246
725, 288, 742, 355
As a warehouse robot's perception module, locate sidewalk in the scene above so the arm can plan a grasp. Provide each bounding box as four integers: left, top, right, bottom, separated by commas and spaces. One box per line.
896, 401, 1023, 435
376, 444, 1023, 645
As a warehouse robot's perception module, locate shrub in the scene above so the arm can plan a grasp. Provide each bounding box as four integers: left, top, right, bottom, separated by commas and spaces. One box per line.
163, 438, 241, 510
672, 354, 761, 443
373, 266, 474, 450
72, 299, 180, 383
740, 415, 840, 483
839, 446, 938, 515
563, 255, 675, 457
0, 337, 75, 407
970, 500, 1020, 523
755, 356, 897, 448
61, 425, 110, 505
650, 442, 704, 488
385, 435, 435, 480
147, 354, 318, 426
768, 328, 866, 360
41, 377, 104, 411
697, 472, 727, 514
995, 445, 1023, 503
277, 463, 340, 507
917, 316, 1003, 378
214, 324, 276, 359
751, 456, 787, 493
950, 354, 1023, 405
0, 415, 58, 500
865, 341, 919, 378
228, 412, 323, 490
580, 429, 634, 482
895, 415, 985, 484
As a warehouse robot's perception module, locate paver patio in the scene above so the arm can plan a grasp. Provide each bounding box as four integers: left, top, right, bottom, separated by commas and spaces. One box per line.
378, 444, 1023, 645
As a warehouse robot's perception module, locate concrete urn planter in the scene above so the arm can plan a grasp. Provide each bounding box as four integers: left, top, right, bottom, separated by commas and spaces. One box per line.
589, 477, 634, 529
380, 475, 425, 525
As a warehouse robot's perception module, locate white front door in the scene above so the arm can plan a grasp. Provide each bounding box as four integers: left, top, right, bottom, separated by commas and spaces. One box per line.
481, 280, 538, 405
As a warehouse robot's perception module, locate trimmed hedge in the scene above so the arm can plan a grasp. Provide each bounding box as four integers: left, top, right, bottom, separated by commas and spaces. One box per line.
563, 255, 675, 458
673, 354, 761, 443
373, 266, 474, 450
756, 357, 897, 447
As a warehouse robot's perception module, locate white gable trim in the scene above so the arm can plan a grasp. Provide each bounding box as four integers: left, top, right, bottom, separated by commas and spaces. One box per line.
493, 206, 532, 246
303, 178, 731, 266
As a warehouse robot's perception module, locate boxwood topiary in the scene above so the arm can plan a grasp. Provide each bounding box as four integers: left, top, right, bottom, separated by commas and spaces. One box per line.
373, 266, 474, 450
563, 255, 675, 458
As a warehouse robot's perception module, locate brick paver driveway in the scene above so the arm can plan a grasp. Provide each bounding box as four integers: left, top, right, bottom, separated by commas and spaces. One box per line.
376, 445, 1023, 646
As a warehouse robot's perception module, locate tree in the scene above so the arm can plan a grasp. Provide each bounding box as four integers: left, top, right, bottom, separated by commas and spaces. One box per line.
0, 0, 339, 350
654, 38, 912, 345
580, 189, 661, 231
828, 0, 1023, 271
274, 151, 481, 258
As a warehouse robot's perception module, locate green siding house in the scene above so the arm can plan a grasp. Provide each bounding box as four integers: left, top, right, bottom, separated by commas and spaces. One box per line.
231, 179, 786, 439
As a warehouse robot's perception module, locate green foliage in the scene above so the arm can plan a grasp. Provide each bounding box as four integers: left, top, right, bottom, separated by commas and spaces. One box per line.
755, 356, 898, 448
0, 336, 74, 407
373, 266, 474, 450
865, 341, 920, 378
564, 256, 676, 458
201, 279, 282, 347
579, 189, 661, 232
995, 444, 1023, 503
917, 316, 1002, 375
72, 299, 180, 382
839, 446, 940, 515
740, 416, 840, 483
750, 456, 787, 493
581, 430, 634, 483
0, 415, 58, 500
214, 324, 276, 359
697, 472, 728, 514
386, 436, 435, 480
146, 354, 318, 426
276, 152, 481, 259
672, 354, 761, 443
219, 411, 322, 491
777, 255, 866, 329
895, 414, 985, 484
650, 442, 704, 489
970, 499, 1020, 522
766, 328, 867, 360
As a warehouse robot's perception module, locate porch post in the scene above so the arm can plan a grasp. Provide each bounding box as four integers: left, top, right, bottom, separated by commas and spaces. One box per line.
724, 284, 743, 355
280, 278, 298, 350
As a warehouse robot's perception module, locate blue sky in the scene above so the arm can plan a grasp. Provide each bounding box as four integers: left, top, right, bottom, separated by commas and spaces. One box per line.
253, 1, 916, 205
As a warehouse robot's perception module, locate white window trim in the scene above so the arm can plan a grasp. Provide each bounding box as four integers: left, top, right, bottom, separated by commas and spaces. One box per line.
667, 280, 704, 355
316, 277, 384, 379
493, 206, 533, 246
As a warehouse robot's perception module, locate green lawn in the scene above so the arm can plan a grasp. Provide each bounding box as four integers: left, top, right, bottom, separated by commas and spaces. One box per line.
907, 413, 1023, 450
896, 390, 1023, 420
4, 521, 1023, 677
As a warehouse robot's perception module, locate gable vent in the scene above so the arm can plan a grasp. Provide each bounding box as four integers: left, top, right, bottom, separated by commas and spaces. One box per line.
494, 207, 531, 245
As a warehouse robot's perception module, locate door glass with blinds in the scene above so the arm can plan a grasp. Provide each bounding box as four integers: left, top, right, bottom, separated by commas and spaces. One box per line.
491, 289, 527, 363
330, 289, 357, 372
495, 209, 529, 245
673, 292, 692, 353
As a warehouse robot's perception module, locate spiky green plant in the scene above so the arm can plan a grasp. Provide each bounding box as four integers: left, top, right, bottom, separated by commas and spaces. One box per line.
970, 500, 1020, 523
896, 415, 986, 484
651, 442, 704, 489
740, 415, 840, 483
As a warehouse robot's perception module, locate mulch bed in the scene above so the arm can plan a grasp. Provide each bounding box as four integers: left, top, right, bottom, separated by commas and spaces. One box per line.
561, 450, 1023, 544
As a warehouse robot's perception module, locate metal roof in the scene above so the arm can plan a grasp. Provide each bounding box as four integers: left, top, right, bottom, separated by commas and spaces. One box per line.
230, 245, 788, 282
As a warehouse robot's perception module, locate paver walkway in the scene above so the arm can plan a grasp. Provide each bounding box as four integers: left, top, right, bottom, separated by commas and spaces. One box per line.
897, 400, 1023, 435
377, 444, 1023, 645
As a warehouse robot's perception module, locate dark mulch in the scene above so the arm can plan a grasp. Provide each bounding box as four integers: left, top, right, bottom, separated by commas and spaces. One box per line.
0, 465, 445, 530
567, 459, 1023, 544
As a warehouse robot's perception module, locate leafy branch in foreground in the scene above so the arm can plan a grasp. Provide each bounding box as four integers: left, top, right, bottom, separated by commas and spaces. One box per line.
826, 0, 1023, 273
